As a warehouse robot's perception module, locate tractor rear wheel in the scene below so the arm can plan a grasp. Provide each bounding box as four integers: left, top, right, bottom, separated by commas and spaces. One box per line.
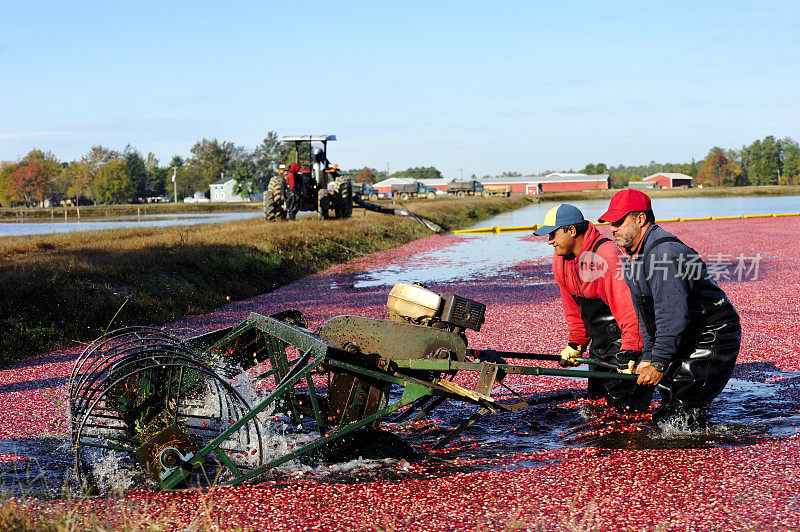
264, 175, 286, 221
330, 174, 353, 219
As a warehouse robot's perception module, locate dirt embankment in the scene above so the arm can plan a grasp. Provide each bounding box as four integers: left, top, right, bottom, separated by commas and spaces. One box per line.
0, 196, 533, 365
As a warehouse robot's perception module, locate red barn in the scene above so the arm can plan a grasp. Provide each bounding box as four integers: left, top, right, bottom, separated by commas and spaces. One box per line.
644, 173, 693, 189
483, 174, 610, 194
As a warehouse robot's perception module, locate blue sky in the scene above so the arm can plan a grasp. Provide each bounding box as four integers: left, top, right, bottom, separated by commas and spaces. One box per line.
1, 1, 798, 178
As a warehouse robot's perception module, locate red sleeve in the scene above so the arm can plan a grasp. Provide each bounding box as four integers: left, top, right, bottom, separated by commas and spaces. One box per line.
596, 241, 643, 351
553, 255, 590, 348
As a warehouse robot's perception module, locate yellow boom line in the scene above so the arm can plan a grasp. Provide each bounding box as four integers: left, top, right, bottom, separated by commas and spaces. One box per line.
452, 212, 800, 235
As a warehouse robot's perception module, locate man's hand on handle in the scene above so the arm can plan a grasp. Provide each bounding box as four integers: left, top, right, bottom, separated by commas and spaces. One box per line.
635, 361, 664, 386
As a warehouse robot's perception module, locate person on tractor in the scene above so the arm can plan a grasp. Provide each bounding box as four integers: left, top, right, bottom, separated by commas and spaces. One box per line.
284, 163, 301, 221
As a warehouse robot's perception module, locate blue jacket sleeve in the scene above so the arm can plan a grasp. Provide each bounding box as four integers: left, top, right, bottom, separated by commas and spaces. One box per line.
645, 242, 693, 366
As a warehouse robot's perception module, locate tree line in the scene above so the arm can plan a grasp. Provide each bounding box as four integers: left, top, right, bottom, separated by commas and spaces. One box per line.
584, 136, 800, 188
2, 134, 798, 207
0, 132, 289, 207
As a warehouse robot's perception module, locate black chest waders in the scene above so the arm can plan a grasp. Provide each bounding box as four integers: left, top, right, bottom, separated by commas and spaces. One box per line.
632, 236, 741, 410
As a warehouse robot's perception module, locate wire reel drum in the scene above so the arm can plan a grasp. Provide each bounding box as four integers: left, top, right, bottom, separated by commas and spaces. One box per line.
69, 328, 263, 491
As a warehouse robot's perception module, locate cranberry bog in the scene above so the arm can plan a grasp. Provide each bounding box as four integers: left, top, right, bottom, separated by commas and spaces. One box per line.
1, 216, 799, 531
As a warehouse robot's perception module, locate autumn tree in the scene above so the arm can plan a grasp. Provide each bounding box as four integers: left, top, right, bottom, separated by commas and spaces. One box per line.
0, 161, 20, 206
94, 159, 134, 204
9, 163, 48, 206
50, 164, 71, 204
353, 167, 376, 183
64, 160, 92, 205
65, 145, 121, 205
697, 147, 741, 187
7, 150, 63, 206
26, 150, 66, 203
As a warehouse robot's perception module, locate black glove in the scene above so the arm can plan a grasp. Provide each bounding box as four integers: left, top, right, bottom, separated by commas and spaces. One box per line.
614, 350, 642, 374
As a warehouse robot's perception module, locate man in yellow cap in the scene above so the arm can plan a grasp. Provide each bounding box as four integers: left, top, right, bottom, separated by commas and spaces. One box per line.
534, 203, 650, 411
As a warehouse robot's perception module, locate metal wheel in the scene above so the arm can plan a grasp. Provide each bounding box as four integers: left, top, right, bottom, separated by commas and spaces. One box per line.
456, 191, 465, 198
264, 175, 286, 221
400, 192, 409, 200
426, 192, 435, 200
70, 331, 263, 492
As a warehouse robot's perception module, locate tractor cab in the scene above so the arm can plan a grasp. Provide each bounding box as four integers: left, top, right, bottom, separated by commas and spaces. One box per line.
278, 135, 337, 190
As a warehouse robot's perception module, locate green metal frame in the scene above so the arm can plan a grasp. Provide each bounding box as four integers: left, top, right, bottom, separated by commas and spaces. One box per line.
158, 312, 638, 490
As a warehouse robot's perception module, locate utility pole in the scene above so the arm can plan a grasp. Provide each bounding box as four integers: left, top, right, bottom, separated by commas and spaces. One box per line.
386, 162, 390, 178
172, 167, 178, 203
459, 168, 463, 180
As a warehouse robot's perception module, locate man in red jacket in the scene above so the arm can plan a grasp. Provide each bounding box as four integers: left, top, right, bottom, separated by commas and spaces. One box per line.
283, 163, 301, 221
534, 203, 650, 410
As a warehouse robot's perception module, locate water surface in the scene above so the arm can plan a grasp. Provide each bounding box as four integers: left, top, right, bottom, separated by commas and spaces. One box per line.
0, 211, 264, 237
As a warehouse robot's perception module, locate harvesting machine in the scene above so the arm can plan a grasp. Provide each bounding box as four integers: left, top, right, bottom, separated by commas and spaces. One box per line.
69, 284, 636, 491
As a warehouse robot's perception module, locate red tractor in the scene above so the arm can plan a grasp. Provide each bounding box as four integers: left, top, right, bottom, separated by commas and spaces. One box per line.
264, 135, 353, 221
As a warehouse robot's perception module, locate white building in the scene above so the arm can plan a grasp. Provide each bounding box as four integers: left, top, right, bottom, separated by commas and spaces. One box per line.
209, 175, 263, 202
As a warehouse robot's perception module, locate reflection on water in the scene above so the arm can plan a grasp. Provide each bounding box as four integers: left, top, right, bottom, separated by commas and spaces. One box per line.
353, 232, 552, 288
0, 211, 264, 237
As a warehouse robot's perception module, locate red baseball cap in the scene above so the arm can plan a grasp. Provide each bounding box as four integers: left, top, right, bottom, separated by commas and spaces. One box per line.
598, 189, 652, 223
